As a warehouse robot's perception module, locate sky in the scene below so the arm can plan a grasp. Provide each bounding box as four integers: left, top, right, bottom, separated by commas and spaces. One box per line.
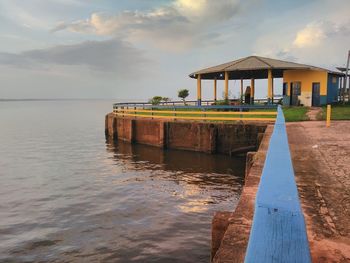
0, 0, 349, 100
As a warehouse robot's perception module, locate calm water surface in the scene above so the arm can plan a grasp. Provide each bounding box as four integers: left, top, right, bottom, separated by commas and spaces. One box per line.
0, 101, 245, 262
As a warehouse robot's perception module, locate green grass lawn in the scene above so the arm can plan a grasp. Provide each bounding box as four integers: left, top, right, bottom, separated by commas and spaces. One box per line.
318, 104, 350, 120
282, 107, 309, 122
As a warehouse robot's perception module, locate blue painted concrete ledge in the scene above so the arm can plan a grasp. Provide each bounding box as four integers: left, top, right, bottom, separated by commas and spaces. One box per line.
244, 105, 311, 263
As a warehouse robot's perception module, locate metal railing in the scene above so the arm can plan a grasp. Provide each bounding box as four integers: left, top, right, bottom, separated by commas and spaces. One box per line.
112, 99, 281, 122
113, 97, 282, 110
114, 99, 213, 108
244, 105, 311, 262
113, 107, 277, 122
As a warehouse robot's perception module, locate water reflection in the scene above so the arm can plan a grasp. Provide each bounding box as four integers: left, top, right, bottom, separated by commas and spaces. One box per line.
100, 139, 246, 261
106, 138, 245, 191
107, 140, 245, 234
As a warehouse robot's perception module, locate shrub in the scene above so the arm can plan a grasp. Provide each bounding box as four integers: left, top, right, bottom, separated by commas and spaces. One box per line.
149, 96, 163, 105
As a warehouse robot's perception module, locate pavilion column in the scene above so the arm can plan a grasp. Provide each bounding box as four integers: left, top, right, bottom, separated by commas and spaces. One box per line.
344, 76, 347, 102
250, 78, 255, 104
340, 76, 343, 102
197, 74, 202, 106
214, 78, 217, 101
224, 71, 229, 101
268, 69, 273, 104
341, 77, 346, 102
345, 50, 350, 103
272, 78, 274, 103
340, 76, 344, 102
240, 79, 244, 103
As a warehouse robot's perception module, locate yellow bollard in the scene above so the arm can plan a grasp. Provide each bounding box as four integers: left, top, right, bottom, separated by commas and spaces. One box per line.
326, 105, 331, 127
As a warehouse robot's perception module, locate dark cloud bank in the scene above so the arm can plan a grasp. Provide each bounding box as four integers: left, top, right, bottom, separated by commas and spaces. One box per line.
0, 38, 149, 75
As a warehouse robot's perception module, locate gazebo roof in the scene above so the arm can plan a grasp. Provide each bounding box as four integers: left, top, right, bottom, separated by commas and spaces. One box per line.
189, 56, 343, 80
336, 67, 349, 72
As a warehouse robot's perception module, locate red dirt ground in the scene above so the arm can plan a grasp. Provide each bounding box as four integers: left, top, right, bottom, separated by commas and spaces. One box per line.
287, 121, 350, 262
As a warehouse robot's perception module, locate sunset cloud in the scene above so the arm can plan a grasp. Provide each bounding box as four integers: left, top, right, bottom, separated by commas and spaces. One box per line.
51, 0, 242, 51
253, 15, 350, 69
293, 20, 350, 48
293, 23, 326, 48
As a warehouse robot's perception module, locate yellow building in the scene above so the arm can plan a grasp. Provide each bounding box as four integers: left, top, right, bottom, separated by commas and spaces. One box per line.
190, 56, 344, 106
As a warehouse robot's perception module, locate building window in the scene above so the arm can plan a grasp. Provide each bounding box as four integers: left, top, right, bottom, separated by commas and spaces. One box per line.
332, 76, 337, 84
291, 82, 301, 95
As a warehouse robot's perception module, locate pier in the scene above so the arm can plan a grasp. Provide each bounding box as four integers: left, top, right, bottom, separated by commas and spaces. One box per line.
106, 103, 350, 262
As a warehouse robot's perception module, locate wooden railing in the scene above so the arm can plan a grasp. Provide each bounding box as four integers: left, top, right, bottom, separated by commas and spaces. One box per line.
244, 105, 311, 262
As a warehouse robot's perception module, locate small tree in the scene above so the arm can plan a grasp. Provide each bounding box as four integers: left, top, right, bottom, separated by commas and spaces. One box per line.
178, 89, 189, 105
149, 96, 163, 105
162, 97, 171, 103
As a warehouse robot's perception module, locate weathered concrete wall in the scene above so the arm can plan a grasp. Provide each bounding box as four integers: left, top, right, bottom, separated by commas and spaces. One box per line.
105, 113, 117, 139
245, 151, 256, 179
116, 117, 134, 142
134, 119, 165, 147
105, 113, 267, 155
211, 212, 232, 261
216, 124, 266, 154
165, 122, 216, 153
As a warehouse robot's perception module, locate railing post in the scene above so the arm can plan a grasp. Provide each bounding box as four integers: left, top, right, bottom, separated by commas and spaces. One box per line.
326, 104, 331, 127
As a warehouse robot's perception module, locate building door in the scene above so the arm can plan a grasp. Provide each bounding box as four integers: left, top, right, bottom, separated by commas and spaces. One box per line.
282, 83, 290, 105
312, 82, 320, 106
290, 82, 301, 106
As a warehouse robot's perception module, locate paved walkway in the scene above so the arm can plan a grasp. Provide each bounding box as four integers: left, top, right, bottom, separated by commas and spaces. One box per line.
287, 121, 350, 262
306, 107, 322, 121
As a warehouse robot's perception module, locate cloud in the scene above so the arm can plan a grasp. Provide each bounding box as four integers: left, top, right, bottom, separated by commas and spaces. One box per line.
292, 21, 349, 48
174, 0, 240, 22
51, 0, 242, 51
293, 22, 326, 48
291, 20, 350, 66
253, 13, 350, 69
0, 38, 149, 76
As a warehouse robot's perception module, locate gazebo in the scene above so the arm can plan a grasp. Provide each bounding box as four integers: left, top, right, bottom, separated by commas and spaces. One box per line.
189, 56, 343, 106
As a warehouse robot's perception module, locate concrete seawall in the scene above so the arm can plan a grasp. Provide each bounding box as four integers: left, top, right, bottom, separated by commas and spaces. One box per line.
211, 125, 273, 262
105, 113, 267, 154
106, 113, 272, 262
